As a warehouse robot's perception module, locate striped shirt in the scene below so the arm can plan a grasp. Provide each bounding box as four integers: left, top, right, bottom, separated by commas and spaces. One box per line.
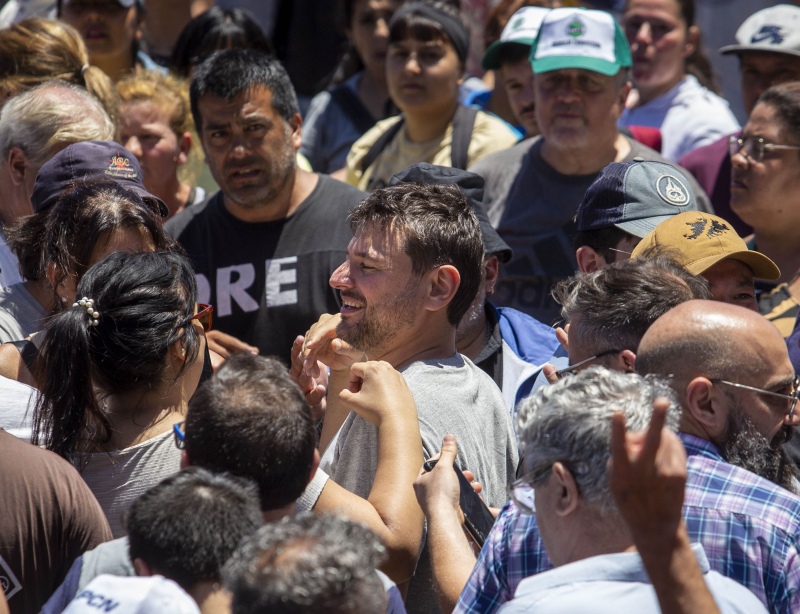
455, 433, 800, 614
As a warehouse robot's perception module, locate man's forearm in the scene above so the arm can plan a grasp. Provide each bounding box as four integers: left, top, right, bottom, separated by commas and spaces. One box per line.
426, 506, 478, 613
319, 370, 349, 452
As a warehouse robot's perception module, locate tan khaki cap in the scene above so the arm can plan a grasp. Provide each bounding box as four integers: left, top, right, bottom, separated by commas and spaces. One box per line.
631, 212, 781, 280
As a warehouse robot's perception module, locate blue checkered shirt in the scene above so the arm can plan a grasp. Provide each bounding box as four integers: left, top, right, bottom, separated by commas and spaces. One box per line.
454, 433, 800, 614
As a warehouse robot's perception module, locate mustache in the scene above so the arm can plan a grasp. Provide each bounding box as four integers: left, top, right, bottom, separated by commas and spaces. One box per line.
519, 104, 536, 115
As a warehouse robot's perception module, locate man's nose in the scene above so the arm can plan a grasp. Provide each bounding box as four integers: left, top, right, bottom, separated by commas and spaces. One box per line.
330, 261, 352, 289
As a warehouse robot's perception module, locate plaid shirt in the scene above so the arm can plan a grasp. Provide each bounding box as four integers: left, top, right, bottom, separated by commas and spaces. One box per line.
455, 433, 800, 614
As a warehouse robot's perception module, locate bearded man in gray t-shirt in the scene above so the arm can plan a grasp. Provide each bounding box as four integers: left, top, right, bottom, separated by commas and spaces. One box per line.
299, 181, 519, 614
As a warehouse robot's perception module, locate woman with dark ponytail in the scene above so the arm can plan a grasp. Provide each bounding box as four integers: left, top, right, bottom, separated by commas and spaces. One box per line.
620, 0, 740, 162
31, 250, 210, 537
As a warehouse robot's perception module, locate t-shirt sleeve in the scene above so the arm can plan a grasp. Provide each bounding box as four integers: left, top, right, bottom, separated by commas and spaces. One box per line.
64, 469, 113, 559
297, 467, 330, 511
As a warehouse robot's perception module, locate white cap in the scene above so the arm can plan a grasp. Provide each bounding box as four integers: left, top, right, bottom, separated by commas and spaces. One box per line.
481, 6, 550, 70
720, 4, 800, 57
63, 575, 201, 614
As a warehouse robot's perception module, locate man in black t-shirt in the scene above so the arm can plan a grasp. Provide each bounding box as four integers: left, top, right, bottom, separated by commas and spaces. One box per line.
166, 50, 366, 363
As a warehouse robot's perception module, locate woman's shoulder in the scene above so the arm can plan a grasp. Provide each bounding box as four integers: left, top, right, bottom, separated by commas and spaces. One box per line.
467, 110, 521, 166
345, 115, 404, 186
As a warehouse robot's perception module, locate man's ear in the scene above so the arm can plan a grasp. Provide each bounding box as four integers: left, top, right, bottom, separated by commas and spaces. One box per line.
7, 147, 31, 187
576, 246, 607, 273
619, 349, 636, 373
484, 255, 500, 296
684, 376, 729, 439
289, 113, 303, 152
684, 25, 699, 60
133, 558, 154, 577
307, 448, 320, 486
180, 449, 191, 470
551, 461, 579, 517
424, 264, 460, 313
176, 132, 192, 166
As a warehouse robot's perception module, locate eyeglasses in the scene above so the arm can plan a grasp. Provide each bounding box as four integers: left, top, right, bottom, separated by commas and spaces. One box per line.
728, 135, 800, 163
190, 304, 213, 332
554, 348, 623, 380
508, 466, 553, 515
173, 421, 186, 450
712, 375, 800, 418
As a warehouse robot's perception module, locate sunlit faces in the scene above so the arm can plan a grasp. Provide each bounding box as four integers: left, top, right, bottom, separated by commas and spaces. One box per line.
197, 86, 300, 211
701, 259, 757, 312
386, 36, 463, 118
501, 57, 538, 137
348, 0, 400, 84
623, 0, 695, 102
329, 226, 426, 355
120, 100, 189, 196
60, 0, 140, 62
534, 68, 628, 150
730, 102, 800, 233
739, 52, 800, 115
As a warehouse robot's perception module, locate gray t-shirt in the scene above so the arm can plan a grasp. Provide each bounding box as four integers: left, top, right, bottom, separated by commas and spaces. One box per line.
329, 353, 519, 614
469, 137, 713, 325
0, 282, 47, 342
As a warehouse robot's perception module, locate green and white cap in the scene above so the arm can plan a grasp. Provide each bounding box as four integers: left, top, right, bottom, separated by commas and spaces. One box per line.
530, 8, 632, 76
482, 6, 550, 70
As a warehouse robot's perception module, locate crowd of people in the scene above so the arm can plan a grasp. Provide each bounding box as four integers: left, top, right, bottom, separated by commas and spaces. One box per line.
1, 0, 800, 612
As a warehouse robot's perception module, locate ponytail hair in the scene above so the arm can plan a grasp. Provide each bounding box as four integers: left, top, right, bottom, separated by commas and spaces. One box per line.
32, 251, 200, 461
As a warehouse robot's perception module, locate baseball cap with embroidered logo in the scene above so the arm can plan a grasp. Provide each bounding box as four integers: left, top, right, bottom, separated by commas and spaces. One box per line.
529, 7, 632, 76
31, 140, 168, 217
482, 6, 550, 70
720, 5, 800, 58
576, 159, 698, 238
631, 211, 780, 280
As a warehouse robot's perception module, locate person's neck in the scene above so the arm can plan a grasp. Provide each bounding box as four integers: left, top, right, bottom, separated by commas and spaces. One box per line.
190, 580, 231, 614
540, 132, 630, 176
556, 512, 634, 566
25, 279, 58, 313
223, 168, 318, 223
751, 231, 800, 285
373, 318, 457, 370
155, 177, 192, 219
262, 502, 295, 523
455, 308, 489, 361
92, 50, 135, 82
99, 386, 187, 451
403, 101, 458, 143
358, 70, 391, 120
635, 74, 685, 106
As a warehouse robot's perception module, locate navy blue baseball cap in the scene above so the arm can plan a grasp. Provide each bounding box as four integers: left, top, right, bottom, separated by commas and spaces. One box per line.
32, 141, 168, 217
575, 158, 698, 238
390, 163, 512, 263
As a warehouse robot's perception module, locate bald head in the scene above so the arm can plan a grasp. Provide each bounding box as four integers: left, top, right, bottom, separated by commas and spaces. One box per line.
638, 300, 785, 384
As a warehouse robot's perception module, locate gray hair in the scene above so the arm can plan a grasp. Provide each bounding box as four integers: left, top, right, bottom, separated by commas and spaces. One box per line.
224, 513, 388, 614
0, 81, 114, 167
517, 366, 680, 515
552, 254, 709, 355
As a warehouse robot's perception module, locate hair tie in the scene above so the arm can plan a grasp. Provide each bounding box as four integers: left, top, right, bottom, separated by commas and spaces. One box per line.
390, 3, 470, 64
73, 296, 100, 326
80, 64, 89, 76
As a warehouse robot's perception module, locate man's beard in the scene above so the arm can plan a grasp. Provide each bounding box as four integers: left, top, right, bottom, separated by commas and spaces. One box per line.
720, 406, 798, 494
336, 279, 421, 355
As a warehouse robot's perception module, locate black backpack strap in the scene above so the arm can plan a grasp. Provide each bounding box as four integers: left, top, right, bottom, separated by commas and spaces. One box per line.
360, 117, 405, 178
329, 85, 377, 135
450, 105, 479, 170
9, 339, 38, 374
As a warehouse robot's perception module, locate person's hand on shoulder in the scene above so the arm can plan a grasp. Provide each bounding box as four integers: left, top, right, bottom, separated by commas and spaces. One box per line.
339, 361, 417, 427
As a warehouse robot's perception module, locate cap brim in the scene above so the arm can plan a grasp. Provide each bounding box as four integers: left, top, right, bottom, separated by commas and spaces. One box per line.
615, 214, 677, 239
133, 188, 168, 218
719, 44, 800, 58
687, 250, 781, 281
532, 55, 621, 76
482, 39, 535, 70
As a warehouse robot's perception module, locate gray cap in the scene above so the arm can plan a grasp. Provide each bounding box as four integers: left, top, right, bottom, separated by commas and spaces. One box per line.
576, 158, 698, 238
720, 4, 800, 57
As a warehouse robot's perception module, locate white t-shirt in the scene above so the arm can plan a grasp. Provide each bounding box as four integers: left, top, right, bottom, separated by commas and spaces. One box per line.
0, 375, 37, 442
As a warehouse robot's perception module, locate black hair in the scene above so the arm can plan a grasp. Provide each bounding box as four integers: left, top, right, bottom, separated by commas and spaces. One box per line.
758, 82, 800, 157
495, 42, 531, 67
389, 0, 469, 67
185, 353, 317, 511
170, 7, 273, 78
225, 513, 387, 614
573, 226, 637, 263
9, 181, 171, 304
32, 250, 200, 461
190, 49, 298, 132
349, 183, 484, 326
127, 467, 262, 591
